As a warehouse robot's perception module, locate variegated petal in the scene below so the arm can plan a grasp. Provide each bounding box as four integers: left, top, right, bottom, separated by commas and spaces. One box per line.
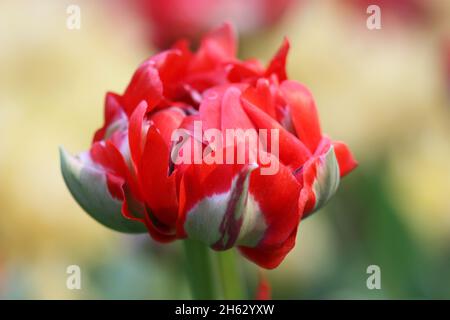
59, 147, 147, 233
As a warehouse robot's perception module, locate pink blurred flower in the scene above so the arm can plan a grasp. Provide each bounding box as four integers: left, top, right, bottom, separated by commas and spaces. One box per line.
132, 0, 295, 48
348, 0, 430, 26
444, 39, 450, 95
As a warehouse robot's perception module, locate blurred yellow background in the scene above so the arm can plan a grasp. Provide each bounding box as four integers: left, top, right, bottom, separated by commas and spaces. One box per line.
0, 0, 449, 299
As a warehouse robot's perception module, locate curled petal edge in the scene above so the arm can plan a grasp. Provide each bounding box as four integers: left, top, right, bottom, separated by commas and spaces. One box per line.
59, 147, 147, 233
302, 145, 341, 218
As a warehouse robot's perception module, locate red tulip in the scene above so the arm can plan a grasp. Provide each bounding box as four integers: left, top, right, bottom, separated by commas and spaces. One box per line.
61, 23, 357, 269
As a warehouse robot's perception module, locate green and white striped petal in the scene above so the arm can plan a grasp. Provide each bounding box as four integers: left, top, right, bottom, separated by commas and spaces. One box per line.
182, 164, 267, 250
302, 145, 341, 217
59, 147, 146, 233
312, 145, 340, 211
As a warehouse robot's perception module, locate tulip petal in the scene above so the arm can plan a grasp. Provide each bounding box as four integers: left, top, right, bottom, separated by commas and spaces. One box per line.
93, 92, 127, 143
59, 147, 146, 233
221, 87, 254, 131
128, 101, 149, 170
150, 107, 185, 147
122, 63, 163, 116
242, 79, 277, 120
150, 49, 191, 100
312, 146, 340, 210
301, 145, 341, 217
140, 127, 179, 232
212, 164, 260, 250
248, 159, 301, 247
227, 58, 264, 82
179, 162, 267, 250
332, 140, 358, 177
199, 88, 222, 131
239, 227, 297, 270
241, 97, 312, 169
239, 157, 301, 269
265, 38, 289, 81
280, 80, 322, 152
193, 22, 236, 70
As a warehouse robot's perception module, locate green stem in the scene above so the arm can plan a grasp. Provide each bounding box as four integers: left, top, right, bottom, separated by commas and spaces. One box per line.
183, 239, 217, 299
216, 249, 245, 300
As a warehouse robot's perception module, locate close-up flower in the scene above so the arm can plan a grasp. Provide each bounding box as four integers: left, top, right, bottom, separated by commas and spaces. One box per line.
60, 23, 357, 276
2, 0, 449, 305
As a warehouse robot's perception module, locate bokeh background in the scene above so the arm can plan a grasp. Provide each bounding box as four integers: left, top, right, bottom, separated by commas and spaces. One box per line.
1, 0, 449, 299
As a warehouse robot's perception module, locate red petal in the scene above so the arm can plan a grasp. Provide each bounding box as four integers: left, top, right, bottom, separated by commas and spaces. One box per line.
128, 101, 149, 170
227, 59, 264, 83
220, 87, 254, 131
177, 161, 238, 236
90, 141, 128, 200
93, 92, 126, 143
205, 22, 236, 58
332, 140, 358, 177
140, 126, 178, 232
239, 227, 297, 270
121, 173, 177, 243
199, 88, 222, 131
90, 142, 125, 178
122, 62, 163, 116
143, 212, 178, 243
150, 49, 191, 101
239, 159, 301, 269
240, 195, 308, 271
149, 107, 185, 147
242, 79, 277, 119
198, 83, 253, 130
192, 22, 236, 71
241, 98, 312, 169
296, 158, 319, 215
121, 183, 177, 243
265, 38, 289, 81
280, 80, 322, 153
250, 162, 301, 243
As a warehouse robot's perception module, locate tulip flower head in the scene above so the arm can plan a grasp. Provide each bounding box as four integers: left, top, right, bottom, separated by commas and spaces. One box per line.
60, 23, 357, 269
